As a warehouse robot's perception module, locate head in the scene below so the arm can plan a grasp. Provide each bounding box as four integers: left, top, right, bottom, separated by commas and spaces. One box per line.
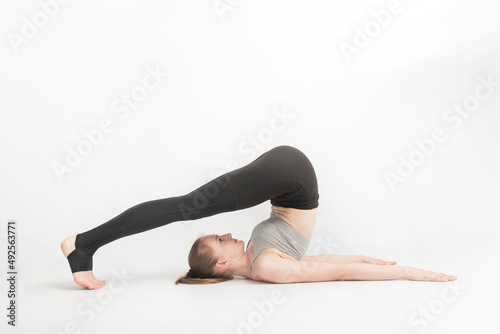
175, 233, 246, 285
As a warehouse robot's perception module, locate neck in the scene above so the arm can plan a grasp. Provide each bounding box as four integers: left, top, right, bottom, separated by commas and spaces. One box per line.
230, 244, 253, 278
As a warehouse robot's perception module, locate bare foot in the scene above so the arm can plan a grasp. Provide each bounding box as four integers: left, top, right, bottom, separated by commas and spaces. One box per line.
61, 235, 106, 290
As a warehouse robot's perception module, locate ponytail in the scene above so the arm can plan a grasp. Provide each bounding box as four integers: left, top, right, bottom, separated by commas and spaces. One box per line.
175, 269, 233, 285
175, 236, 234, 285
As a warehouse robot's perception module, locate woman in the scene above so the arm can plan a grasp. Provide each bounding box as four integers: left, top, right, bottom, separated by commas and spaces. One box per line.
61, 145, 456, 289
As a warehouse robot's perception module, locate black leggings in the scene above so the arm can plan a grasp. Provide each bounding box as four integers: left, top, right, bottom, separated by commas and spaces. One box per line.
67, 145, 319, 273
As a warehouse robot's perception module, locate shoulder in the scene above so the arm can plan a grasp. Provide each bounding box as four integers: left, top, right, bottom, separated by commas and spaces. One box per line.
250, 249, 299, 282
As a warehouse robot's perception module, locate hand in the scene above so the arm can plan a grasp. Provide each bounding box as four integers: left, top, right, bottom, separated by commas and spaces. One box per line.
404, 266, 457, 282
362, 256, 397, 265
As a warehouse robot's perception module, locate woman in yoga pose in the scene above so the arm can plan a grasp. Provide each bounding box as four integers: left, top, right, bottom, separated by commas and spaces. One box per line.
61, 145, 456, 289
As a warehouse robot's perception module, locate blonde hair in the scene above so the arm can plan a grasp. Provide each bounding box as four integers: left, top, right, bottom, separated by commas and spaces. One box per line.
175, 236, 234, 285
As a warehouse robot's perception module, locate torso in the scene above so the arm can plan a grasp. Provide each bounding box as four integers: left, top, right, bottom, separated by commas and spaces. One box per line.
247, 205, 318, 278
269, 205, 317, 241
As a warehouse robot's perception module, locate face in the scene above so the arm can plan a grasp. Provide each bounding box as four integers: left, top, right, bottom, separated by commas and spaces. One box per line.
204, 233, 245, 271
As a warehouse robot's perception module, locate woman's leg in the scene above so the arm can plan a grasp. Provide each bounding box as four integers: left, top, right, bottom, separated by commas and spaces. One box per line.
64, 145, 319, 275
65, 174, 237, 274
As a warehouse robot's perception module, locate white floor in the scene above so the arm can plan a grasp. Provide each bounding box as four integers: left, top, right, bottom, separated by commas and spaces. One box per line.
2, 224, 498, 334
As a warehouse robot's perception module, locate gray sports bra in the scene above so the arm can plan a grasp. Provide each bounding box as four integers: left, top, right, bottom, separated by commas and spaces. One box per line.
246, 215, 310, 280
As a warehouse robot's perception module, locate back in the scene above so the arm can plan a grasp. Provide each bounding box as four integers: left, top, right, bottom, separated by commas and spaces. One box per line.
246, 215, 310, 279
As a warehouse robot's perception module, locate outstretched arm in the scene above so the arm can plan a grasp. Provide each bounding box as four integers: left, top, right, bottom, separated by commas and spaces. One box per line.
253, 257, 457, 284
302, 254, 397, 265
332, 263, 456, 282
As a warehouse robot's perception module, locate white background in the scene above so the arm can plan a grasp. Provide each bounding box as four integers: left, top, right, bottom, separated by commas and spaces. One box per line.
1, 0, 499, 333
